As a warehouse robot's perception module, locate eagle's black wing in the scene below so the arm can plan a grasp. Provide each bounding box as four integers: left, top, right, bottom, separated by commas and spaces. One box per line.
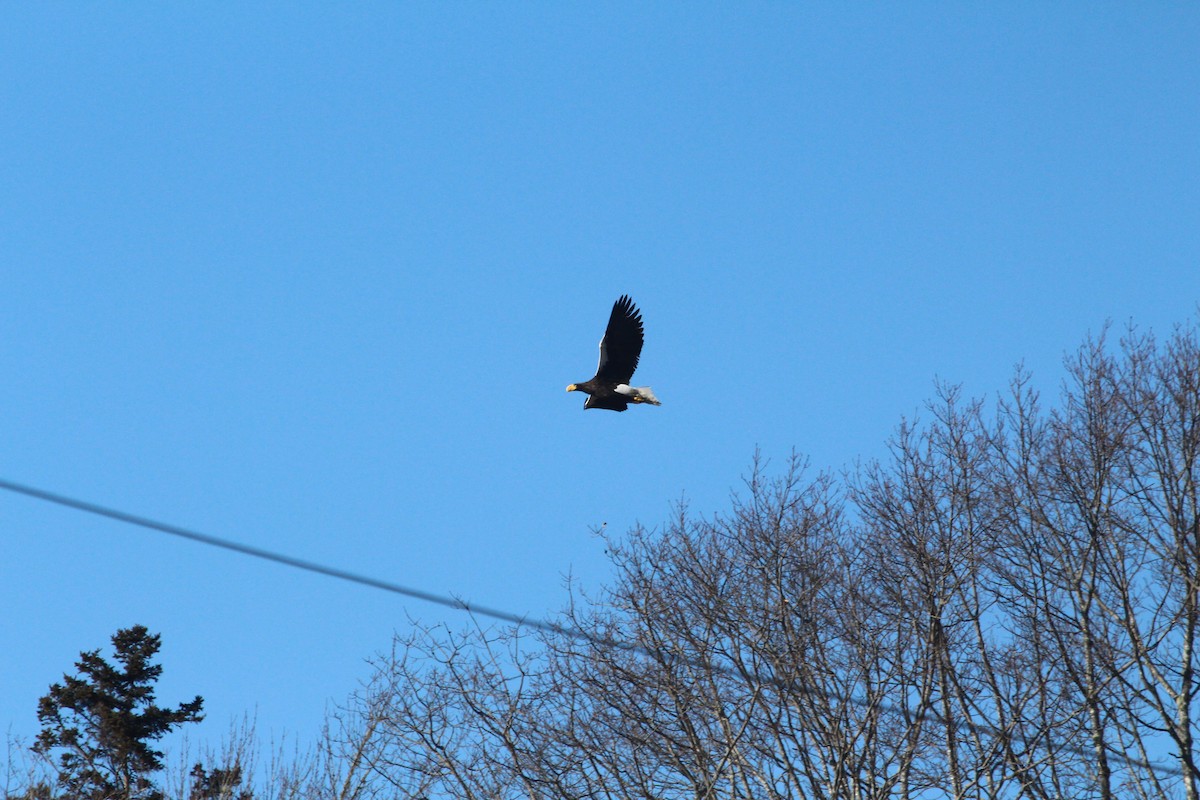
593, 295, 644, 385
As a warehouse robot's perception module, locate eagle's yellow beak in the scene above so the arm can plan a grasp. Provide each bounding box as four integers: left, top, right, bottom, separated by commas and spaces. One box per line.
566, 384, 578, 392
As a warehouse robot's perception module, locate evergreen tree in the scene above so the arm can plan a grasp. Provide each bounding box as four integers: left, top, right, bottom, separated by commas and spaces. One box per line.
187, 763, 253, 800
33, 625, 204, 800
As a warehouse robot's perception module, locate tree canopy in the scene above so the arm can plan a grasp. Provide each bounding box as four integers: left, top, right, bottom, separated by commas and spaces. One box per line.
338, 321, 1200, 800
33, 625, 204, 800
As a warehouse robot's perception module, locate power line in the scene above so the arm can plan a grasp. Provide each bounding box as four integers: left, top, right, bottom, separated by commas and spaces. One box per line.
0, 477, 584, 643
0, 477, 1186, 780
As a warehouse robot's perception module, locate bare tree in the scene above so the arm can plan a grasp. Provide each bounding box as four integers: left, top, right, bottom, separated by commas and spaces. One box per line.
340, 318, 1200, 799
1107, 325, 1200, 798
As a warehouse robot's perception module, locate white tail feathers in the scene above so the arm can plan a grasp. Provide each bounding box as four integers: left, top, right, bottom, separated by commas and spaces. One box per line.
615, 384, 662, 405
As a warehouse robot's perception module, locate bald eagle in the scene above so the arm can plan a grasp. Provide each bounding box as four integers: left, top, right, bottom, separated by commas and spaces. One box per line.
567, 295, 662, 412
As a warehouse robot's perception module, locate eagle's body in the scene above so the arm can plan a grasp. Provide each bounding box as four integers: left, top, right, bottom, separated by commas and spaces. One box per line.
567, 295, 661, 412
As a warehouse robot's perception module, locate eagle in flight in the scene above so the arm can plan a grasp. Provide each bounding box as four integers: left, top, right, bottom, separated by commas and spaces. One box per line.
567, 295, 662, 412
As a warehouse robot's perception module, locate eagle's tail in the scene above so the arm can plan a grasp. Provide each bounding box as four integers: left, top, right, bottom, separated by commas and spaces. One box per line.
617, 384, 661, 406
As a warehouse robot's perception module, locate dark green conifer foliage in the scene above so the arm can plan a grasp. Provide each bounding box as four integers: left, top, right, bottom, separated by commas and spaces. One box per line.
187, 763, 253, 800
33, 625, 204, 800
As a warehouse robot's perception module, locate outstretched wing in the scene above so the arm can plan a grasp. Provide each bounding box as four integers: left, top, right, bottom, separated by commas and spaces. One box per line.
593, 295, 644, 385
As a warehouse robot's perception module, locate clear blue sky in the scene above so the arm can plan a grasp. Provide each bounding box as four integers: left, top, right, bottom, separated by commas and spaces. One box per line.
2, 4, 1197, 757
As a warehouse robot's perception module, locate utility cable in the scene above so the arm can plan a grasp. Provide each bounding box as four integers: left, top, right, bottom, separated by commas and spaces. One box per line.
0, 477, 585, 643
0, 476, 1186, 780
